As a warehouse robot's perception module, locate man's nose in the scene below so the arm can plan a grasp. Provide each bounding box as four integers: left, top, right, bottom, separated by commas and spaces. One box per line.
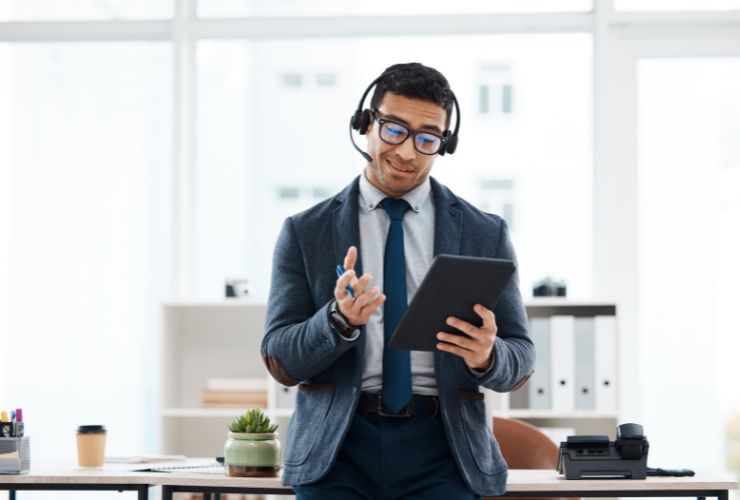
397, 136, 417, 161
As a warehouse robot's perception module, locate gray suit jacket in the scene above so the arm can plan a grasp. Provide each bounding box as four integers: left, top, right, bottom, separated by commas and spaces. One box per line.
262, 175, 535, 496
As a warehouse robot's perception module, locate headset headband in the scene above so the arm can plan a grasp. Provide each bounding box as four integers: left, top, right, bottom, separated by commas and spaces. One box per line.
349, 72, 460, 157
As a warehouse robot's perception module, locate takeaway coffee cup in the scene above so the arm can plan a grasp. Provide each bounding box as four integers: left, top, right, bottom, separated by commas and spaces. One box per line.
76, 425, 106, 467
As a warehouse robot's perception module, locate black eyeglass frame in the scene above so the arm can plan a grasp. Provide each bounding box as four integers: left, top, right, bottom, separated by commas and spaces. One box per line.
371, 109, 448, 156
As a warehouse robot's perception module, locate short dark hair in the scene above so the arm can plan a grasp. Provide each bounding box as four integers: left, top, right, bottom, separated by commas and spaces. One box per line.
369, 62, 454, 129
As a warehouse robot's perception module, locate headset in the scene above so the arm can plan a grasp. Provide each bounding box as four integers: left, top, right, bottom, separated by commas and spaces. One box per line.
349, 73, 461, 162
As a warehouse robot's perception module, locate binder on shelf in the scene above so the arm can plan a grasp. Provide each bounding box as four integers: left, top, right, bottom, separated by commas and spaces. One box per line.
574, 317, 595, 410
527, 317, 551, 410
594, 315, 617, 412
550, 315, 575, 412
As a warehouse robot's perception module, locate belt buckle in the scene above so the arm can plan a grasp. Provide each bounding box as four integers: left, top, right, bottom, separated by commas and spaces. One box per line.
377, 395, 413, 418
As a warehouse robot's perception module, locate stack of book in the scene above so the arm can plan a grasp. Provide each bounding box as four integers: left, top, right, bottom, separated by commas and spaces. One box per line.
202, 377, 268, 409
0, 436, 30, 474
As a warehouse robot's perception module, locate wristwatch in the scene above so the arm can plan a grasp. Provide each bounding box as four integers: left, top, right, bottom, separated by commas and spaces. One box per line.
329, 300, 359, 339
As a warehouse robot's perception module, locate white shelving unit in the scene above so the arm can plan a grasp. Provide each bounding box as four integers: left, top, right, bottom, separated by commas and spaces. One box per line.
158, 300, 293, 458
486, 299, 620, 443
159, 299, 618, 457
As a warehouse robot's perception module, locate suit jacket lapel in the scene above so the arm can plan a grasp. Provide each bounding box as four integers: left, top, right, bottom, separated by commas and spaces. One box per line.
431, 177, 462, 257
430, 177, 463, 375
332, 176, 367, 364
332, 176, 363, 277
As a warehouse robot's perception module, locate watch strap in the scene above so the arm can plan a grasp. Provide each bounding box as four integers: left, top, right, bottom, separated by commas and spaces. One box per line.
329, 300, 358, 339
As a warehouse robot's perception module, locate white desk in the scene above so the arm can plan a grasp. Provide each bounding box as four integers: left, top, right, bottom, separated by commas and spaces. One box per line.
157, 468, 738, 500
1, 462, 736, 500
0, 460, 155, 499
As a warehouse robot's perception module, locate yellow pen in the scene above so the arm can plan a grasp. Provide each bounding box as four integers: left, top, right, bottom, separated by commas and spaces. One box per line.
0, 410, 8, 422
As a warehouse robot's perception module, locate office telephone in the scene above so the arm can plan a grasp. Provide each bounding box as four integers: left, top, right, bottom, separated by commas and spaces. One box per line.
557, 423, 694, 479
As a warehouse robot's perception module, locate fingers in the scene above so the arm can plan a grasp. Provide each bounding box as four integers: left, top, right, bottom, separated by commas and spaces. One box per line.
344, 246, 357, 272
334, 267, 385, 326
435, 304, 497, 370
475, 303, 496, 331
351, 272, 373, 298
352, 292, 386, 325
334, 268, 356, 301
436, 331, 474, 351
443, 305, 496, 340
436, 341, 473, 359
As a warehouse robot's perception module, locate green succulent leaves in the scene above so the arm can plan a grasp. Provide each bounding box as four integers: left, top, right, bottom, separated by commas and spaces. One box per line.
228, 408, 278, 434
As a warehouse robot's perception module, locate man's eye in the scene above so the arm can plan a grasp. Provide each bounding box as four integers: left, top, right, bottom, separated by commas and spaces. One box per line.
386, 126, 405, 138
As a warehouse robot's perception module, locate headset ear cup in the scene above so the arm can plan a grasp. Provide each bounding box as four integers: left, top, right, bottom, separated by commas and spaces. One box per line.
445, 133, 458, 155
357, 109, 371, 135
351, 110, 362, 131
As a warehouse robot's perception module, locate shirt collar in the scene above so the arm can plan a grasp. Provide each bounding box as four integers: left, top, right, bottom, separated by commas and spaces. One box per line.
359, 171, 431, 214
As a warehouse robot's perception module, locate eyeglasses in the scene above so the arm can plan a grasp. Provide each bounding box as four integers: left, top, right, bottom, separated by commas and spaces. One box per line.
372, 110, 446, 156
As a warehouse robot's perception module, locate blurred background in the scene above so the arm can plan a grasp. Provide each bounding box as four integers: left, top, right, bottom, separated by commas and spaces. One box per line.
0, 0, 739, 497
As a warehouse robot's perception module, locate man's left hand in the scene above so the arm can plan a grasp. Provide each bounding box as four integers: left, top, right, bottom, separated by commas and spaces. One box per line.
436, 304, 497, 371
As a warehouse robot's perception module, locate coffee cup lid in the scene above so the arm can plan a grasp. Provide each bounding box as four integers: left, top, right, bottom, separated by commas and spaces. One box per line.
77, 425, 106, 434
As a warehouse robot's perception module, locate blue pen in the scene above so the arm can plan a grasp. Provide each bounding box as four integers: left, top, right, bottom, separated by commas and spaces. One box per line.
336, 265, 356, 299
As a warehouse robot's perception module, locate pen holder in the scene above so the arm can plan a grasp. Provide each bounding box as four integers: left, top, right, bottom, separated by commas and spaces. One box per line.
0, 436, 31, 474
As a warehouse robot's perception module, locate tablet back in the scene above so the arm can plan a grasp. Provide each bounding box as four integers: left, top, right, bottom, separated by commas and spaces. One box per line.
388, 255, 516, 351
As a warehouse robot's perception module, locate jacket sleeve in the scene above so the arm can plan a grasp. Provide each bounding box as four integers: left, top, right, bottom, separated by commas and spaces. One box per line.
261, 217, 358, 386
468, 219, 535, 392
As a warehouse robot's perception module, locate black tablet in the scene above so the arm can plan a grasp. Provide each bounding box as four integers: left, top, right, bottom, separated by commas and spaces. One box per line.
388, 254, 516, 352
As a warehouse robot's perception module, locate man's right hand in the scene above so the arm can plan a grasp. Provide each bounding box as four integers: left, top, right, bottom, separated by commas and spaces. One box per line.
334, 246, 385, 326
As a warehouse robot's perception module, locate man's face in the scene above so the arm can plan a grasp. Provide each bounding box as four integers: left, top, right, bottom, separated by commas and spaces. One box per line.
364, 92, 448, 198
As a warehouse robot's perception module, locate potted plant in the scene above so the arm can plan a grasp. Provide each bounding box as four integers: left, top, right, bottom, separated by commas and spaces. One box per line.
224, 409, 281, 477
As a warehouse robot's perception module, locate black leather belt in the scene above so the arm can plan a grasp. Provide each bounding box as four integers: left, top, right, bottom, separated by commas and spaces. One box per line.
357, 392, 440, 418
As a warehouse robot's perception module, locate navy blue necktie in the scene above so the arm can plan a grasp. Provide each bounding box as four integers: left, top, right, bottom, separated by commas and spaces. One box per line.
380, 197, 412, 413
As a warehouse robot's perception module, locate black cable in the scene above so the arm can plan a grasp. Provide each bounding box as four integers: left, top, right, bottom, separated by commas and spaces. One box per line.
647, 467, 695, 477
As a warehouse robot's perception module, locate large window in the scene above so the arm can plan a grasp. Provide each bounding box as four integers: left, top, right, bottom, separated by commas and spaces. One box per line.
195, 34, 593, 300
637, 57, 740, 470
0, 42, 172, 465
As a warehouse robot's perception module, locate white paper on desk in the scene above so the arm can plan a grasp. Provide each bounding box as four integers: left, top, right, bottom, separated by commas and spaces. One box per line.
134, 461, 225, 474
152, 465, 225, 474
106, 454, 187, 464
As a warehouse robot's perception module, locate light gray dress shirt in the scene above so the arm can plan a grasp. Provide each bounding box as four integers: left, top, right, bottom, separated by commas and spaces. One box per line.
358, 172, 438, 396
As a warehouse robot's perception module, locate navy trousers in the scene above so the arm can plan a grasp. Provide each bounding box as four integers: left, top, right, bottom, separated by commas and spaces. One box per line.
294, 409, 480, 500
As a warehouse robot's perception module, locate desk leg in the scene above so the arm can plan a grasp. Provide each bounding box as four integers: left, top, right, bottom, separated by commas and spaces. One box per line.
161, 486, 173, 500
9, 490, 15, 500
138, 485, 150, 500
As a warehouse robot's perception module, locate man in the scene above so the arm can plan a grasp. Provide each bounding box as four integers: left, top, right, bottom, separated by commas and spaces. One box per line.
262, 62, 535, 499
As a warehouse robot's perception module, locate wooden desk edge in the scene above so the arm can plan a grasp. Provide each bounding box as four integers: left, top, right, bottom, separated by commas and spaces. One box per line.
2, 467, 736, 494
